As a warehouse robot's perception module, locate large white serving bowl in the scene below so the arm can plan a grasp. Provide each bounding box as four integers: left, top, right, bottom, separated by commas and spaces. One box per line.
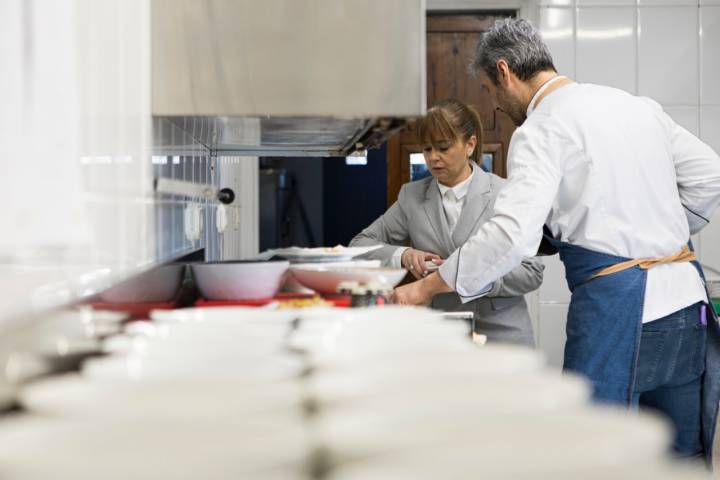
191, 260, 290, 300
316, 407, 672, 477
19, 374, 307, 423
0, 417, 310, 480
98, 264, 185, 303
289, 265, 406, 294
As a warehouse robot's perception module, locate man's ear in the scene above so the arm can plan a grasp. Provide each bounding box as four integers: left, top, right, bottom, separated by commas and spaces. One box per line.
496, 59, 511, 86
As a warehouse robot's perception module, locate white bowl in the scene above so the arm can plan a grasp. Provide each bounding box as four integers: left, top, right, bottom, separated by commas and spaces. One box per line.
310, 370, 587, 412
81, 351, 305, 382
98, 264, 185, 303
191, 261, 289, 300
290, 266, 406, 294
317, 407, 671, 476
0, 417, 310, 480
311, 345, 543, 376
19, 374, 307, 423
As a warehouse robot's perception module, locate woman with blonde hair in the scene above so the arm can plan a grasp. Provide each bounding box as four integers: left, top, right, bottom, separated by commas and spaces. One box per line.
351, 98, 543, 346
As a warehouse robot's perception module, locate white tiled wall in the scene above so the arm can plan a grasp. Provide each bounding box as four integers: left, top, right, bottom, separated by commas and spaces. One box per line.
534, 0, 720, 367
577, 7, 636, 92
0, 1, 238, 324
539, 8, 576, 77
639, 6, 698, 104
152, 118, 218, 262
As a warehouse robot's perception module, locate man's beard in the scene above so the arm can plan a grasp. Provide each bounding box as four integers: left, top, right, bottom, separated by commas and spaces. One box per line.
497, 87, 527, 126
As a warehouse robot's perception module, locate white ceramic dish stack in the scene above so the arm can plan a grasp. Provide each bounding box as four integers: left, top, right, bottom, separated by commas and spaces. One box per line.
10, 305, 703, 480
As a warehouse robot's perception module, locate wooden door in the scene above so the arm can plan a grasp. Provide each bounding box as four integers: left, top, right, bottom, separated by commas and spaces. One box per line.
387, 11, 517, 206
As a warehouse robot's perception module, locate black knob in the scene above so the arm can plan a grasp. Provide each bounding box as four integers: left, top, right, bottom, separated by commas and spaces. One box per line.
218, 188, 235, 205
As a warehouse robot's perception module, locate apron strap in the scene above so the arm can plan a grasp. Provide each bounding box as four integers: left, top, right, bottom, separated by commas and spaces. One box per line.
590, 244, 696, 281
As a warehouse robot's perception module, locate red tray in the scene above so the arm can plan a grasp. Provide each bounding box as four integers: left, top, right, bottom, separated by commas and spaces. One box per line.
86, 301, 178, 320
194, 293, 351, 308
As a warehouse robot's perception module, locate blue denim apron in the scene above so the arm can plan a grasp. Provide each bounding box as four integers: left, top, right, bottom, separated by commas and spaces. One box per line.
546, 235, 720, 461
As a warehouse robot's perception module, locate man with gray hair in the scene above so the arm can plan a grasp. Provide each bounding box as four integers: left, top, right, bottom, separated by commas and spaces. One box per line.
393, 18, 720, 462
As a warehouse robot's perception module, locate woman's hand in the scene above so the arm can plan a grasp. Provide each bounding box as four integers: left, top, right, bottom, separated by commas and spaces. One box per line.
391, 272, 453, 305
401, 248, 444, 280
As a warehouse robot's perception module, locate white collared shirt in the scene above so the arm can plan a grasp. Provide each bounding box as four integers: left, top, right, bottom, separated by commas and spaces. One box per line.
437, 164, 474, 233
391, 164, 475, 268
438, 82, 720, 322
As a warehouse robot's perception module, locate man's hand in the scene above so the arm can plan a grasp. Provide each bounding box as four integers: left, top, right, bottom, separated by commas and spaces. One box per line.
401, 248, 444, 280
391, 272, 453, 306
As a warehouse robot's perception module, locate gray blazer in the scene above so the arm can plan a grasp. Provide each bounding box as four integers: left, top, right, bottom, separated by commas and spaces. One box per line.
350, 170, 544, 347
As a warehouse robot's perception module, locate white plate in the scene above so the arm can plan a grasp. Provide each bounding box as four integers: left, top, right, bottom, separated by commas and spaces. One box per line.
260, 245, 382, 263
289, 260, 382, 270
290, 267, 406, 294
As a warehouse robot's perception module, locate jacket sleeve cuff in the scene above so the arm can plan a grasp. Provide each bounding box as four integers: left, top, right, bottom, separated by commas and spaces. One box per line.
390, 247, 409, 269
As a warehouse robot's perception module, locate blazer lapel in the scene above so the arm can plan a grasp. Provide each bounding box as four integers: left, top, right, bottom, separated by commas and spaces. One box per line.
422, 179, 455, 255
450, 170, 492, 250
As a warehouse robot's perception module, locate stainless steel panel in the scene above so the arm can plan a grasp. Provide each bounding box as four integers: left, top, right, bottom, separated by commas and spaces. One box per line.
162, 116, 396, 156
152, 0, 426, 118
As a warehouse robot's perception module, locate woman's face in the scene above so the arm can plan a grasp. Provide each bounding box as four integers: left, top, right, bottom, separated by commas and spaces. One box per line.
422, 136, 476, 186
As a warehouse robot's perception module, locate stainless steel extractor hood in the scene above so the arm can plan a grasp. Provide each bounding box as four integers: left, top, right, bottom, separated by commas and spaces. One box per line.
152, 0, 426, 157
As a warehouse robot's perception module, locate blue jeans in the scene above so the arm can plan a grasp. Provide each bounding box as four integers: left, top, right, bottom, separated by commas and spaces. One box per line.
632, 302, 707, 458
